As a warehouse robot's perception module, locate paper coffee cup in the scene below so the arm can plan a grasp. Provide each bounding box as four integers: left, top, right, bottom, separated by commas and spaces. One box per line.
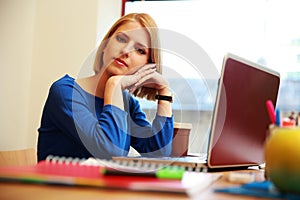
171, 122, 192, 157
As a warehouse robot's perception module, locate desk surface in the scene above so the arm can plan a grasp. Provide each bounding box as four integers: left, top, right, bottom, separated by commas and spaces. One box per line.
0, 169, 275, 200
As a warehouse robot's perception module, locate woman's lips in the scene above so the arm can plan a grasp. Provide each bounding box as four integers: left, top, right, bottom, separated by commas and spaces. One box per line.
114, 58, 128, 67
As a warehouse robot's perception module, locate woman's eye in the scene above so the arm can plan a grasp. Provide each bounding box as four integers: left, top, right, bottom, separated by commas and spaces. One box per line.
136, 48, 146, 55
116, 35, 127, 43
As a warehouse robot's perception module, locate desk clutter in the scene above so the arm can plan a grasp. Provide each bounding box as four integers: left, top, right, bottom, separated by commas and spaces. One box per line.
265, 100, 300, 196
215, 180, 300, 199
0, 155, 221, 196
2, 155, 300, 199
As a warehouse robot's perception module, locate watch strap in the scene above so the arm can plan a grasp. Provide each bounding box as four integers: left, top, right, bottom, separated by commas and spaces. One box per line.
155, 94, 173, 103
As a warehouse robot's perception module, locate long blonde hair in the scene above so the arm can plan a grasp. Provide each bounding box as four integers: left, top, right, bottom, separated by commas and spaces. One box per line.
93, 13, 161, 101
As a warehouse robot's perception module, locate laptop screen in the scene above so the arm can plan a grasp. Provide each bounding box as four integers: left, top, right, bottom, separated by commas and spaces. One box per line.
207, 53, 280, 168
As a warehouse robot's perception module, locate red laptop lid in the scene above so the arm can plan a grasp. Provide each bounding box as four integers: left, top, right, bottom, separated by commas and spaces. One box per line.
207, 53, 280, 168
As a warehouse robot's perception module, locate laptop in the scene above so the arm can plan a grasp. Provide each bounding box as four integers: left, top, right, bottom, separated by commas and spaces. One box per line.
112, 53, 280, 171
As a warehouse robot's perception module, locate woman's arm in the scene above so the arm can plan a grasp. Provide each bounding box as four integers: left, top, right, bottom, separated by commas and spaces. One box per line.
156, 86, 172, 117
102, 64, 174, 156
126, 94, 174, 157
45, 81, 130, 159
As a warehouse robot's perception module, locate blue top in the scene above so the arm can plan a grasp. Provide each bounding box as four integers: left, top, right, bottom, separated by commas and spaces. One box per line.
37, 75, 174, 161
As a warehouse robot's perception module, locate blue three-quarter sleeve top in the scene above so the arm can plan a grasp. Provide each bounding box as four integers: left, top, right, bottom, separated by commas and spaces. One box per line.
37, 75, 174, 161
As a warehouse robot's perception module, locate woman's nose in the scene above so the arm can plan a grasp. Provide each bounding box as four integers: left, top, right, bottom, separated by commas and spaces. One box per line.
120, 43, 134, 57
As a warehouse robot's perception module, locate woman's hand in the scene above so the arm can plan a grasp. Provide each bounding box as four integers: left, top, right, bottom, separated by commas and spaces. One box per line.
105, 63, 172, 116
118, 63, 157, 92
104, 63, 157, 109
125, 63, 172, 117
122, 63, 170, 95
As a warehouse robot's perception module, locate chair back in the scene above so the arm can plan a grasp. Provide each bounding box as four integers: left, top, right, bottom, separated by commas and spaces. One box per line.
0, 148, 37, 167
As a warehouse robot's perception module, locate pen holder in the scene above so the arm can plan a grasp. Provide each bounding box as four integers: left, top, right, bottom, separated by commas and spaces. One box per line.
265, 126, 300, 194
171, 122, 192, 157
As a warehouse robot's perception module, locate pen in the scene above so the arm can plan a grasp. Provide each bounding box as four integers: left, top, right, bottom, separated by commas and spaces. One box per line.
275, 109, 281, 126
102, 166, 185, 180
266, 100, 276, 124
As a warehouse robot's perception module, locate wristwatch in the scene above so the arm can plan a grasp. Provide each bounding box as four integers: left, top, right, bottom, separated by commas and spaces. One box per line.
155, 94, 173, 103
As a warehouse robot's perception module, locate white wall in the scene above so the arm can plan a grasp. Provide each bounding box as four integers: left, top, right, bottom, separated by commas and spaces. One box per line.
0, 0, 36, 150
0, 0, 121, 151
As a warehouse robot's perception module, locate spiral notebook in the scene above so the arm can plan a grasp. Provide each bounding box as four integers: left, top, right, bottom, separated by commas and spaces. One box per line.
0, 156, 221, 195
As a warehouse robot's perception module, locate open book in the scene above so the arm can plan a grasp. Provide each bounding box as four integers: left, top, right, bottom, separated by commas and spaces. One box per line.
0, 156, 222, 196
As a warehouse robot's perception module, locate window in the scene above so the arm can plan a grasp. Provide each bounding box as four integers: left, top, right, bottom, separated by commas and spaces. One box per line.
125, 0, 300, 111
125, 0, 300, 154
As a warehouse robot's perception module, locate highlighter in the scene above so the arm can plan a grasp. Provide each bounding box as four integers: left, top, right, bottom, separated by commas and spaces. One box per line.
102, 166, 185, 180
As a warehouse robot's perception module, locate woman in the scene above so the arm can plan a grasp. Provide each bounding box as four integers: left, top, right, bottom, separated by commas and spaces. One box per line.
37, 13, 174, 161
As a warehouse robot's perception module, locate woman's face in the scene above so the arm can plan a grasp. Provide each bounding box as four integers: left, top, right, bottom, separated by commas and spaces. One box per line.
102, 21, 150, 76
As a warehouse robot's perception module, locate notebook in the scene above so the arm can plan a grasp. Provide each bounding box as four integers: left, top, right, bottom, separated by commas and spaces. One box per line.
113, 53, 280, 171
0, 156, 221, 196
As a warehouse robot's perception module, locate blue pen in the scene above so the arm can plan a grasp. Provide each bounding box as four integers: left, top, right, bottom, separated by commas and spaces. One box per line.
275, 109, 281, 126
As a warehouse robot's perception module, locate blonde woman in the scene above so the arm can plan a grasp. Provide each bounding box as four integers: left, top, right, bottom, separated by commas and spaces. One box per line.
37, 13, 174, 161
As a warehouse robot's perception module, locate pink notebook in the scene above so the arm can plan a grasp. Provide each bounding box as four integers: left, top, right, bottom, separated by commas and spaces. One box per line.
0, 156, 221, 195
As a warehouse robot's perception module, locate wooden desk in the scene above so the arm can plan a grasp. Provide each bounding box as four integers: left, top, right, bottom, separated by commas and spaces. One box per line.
0, 169, 275, 200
